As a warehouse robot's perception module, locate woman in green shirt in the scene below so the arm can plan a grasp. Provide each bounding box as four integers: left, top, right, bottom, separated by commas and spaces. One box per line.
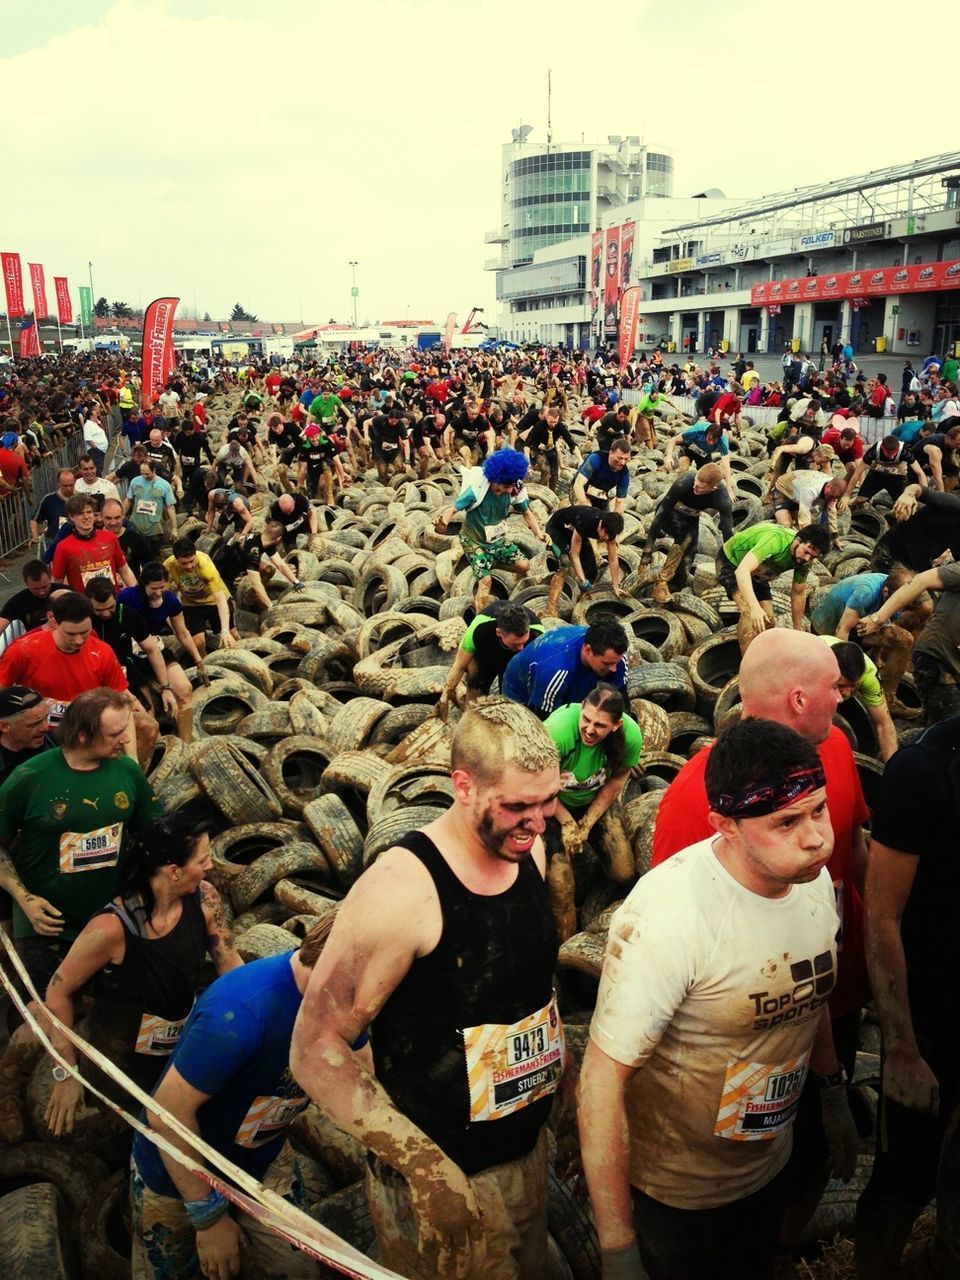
543, 684, 643, 938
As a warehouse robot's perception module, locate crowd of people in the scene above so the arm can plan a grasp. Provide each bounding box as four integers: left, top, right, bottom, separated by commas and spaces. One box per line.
0, 335, 958, 1280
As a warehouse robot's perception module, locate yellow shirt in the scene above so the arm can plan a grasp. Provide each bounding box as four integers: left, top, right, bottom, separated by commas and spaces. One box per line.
163, 552, 228, 606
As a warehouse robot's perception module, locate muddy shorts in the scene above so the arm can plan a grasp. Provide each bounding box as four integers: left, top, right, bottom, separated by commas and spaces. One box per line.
461, 535, 525, 583
130, 1148, 314, 1280
366, 1128, 548, 1280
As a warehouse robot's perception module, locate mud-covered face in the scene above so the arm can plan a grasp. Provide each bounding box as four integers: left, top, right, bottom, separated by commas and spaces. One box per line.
472, 765, 560, 864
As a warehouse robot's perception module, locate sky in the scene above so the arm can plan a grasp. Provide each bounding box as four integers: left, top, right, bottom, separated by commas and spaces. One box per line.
1, 0, 941, 328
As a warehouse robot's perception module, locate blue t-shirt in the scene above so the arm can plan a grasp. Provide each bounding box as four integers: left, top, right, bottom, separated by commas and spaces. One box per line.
680, 425, 729, 457
132, 953, 309, 1194
118, 586, 183, 635
811, 573, 886, 635
578, 453, 630, 501
893, 420, 926, 445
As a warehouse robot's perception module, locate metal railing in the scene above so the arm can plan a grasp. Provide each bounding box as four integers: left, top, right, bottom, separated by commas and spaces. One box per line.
0, 432, 87, 565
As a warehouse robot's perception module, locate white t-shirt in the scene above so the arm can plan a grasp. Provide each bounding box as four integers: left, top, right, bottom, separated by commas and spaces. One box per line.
75, 477, 120, 502
83, 420, 108, 451
590, 836, 838, 1210
158, 391, 180, 416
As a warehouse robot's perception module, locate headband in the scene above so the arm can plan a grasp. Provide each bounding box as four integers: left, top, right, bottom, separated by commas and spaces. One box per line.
708, 762, 826, 820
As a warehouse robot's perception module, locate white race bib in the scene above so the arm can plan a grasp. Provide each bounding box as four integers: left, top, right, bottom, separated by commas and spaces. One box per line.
585, 484, 609, 500
234, 1092, 309, 1149
135, 1012, 188, 1057
713, 1055, 809, 1141
483, 521, 507, 543
80, 565, 113, 587
135, 498, 158, 517
463, 994, 564, 1122
58, 822, 123, 875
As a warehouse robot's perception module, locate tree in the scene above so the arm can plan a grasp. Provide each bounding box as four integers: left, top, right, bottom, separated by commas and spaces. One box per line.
93, 296, 110, 318
230, 302, 257, 322
202, 311, 212, 323
112, 301, 134, 319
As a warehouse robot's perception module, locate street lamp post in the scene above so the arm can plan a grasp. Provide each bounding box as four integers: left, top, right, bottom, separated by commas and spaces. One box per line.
349, 260, 358, 329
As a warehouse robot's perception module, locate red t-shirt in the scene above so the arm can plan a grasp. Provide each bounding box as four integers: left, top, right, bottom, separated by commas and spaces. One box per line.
580, 405, 606, 426
192, 402, 208, 428
0, 448, 27, 487
821, 427, 864, 462
713, 392, 741, 420
870, 384, 887, 408
265, 375, 281, 394
51, 531, 127, 594
0, 628, 127, 709
651, 725, 869, 1016
425, 381, 449, 404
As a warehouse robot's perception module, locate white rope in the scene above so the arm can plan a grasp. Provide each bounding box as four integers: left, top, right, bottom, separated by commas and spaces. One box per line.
0, 930, 401, 1279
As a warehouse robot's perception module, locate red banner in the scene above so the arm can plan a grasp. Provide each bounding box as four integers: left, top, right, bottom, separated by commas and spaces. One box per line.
442, 311, 457, 355
18, 319, 40, 358
752, 258, 960, 306
2, 253, 24, 318
141, 297, 180, 410
54, 277, 72, 324
618, 287, 642, 368
28, 263, 48, 320
603, 226, 621, 336
619, 221, 635, 293
590, 231, 603, 329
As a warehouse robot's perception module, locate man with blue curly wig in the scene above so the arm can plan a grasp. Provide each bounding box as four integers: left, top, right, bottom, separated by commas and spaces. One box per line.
434, 448, 549, 612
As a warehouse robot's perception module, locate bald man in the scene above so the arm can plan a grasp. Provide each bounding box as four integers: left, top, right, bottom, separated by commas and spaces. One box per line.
652, 629, 870, 1242
268, 492, 318, 549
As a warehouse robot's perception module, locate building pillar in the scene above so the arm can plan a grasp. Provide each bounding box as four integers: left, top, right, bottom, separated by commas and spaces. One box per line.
793, 303, 814, 353
758, 308, 771, 355
696, 310, 706, 353
723, 308, 739, 352
669, 312, 682, 352
883, 295, 900, 353
840, 300, 853, 350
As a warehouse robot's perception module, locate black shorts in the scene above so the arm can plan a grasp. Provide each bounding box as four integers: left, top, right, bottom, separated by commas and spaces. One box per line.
373, 447, 401, 467
716, 551, 772, 602
182, 599, 236, 636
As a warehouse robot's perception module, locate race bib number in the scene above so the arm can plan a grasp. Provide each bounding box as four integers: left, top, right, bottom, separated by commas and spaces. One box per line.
585, 484, 609, 501
483, 521, 507, 543
58, 822, 123, 875
135, 1012, 188, 1057
463, 994, 564, 1122
135, 498, 158, 517
714, 1055, 809, 1141
234, 1092, 309, 1149
380, 440, 398, 451
80, 565, 113, 587
47, 699, 69, 724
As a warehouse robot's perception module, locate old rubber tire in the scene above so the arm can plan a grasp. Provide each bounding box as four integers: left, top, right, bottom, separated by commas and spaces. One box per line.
0, 1182, 73, 1280
0, 1143, 106, 1231
262, 736, 333, 818
365, 765, 455, 824
288, 690, 328, 737
230, 842, 333, 914
630, 699, 671, 755
79, 1168, 129, 1280
363, 805, 448, 866
303, 795, 365, 888
209, 821, 310, 889
626, 662, 696, 712
234, 923, 299, 960
325, 699, 393, 754
368, 704, 435, 747
548, 1169, 601, 1280
192, 677, 268, 737
688, 632, 742, 716
199, 648, 275, 695
189, 737, 283, 824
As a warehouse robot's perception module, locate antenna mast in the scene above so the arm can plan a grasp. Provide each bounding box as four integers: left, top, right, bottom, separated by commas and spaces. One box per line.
546, 67, 552, 150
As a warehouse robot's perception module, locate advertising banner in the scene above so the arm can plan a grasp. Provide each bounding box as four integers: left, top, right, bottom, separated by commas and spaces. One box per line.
843, 222, 887, 245
799, 231, 835, 249
618, 287, 642, 368
18, 318, 40, 358
140, 297, 180, 410
751, 259, 960, 306
589, 231, 603, 329
603, 226, 621, 336
79, 285, 93, 328
54, 277, 73, 324
442, 311, 457, 355
28, 263, 48, 320
2, 252, 24, 318
619, 221, 635, 292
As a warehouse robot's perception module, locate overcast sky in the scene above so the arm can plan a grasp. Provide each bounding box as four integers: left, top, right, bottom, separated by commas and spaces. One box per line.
2, 0, 941, 327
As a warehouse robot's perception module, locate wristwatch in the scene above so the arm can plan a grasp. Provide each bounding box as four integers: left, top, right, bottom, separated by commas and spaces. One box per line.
51, 1064, 69, 1083
813, 1065, 847, 1090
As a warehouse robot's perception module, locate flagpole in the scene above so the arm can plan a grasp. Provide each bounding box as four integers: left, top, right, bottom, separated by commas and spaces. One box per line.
56, 314, 63, 354
4, 315, 12, 358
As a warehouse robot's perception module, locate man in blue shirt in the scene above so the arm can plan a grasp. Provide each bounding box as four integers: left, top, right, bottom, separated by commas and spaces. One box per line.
502, 618, 628, 719
663, 422, 734, 493
572, 439, 631, 513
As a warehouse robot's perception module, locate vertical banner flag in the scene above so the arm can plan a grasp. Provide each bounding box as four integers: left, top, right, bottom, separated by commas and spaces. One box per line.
54, 277, 73, 324
141, 297, 180, 410
619, 222, 636, 295
442, 311, 457, 355
618, 287, 642, 368
603, 226, 621, 337
28, 263, 48, 320
590, 231, 603, 331
79, 285, 93, 328
2, 253, 25, 318
18, 318, 40, 358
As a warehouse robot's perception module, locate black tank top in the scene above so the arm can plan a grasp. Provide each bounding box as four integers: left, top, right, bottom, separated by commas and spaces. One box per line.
371, 831, 562, 1175
86, 889, 208, 1093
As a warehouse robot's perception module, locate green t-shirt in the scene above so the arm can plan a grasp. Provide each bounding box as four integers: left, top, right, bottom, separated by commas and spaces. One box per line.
722, 524, 809, 584
544, 702, 643, 809
820, 635, 884, 708
454, 486, 529, 545
309, 393, 344, 425
637, 393, 662, 415
0, 749, 162, 941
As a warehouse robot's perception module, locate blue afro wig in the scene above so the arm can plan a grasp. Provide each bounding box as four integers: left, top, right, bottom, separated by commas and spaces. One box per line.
482, 448, 529, 486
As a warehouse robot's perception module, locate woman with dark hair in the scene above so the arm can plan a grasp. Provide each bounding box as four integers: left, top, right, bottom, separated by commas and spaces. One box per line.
543, 683, 643, 936
40, 809, 241, 1136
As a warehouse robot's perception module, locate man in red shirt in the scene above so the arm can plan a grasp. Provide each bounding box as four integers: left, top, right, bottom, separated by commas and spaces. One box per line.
820, 424, 865, 482
424, 376, 449, 407
652, 628, 869, 1238
51, 495, 136, 594
0, 433, 30, 499
866, 375, 891, 420
191, 394, 208, 433
710, 391, 742, 433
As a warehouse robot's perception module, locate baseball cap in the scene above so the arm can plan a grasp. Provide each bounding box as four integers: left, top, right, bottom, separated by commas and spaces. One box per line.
1, 432, 18, 448
304, 425, 321, 440
0, 686, 45, 718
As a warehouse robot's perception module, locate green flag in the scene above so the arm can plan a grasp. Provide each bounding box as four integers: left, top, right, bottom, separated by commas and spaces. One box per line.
79, 285, 92, 328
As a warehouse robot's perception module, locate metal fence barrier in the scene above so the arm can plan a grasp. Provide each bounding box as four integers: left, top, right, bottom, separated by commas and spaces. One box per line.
0, 432, 87, 566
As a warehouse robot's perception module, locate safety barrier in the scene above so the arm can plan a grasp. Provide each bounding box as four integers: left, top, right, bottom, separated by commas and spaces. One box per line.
0, 432, 87, 565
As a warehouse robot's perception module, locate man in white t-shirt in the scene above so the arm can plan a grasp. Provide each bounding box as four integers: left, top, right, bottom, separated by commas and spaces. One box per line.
158, 386, 181, 428
74, 454, 120, 506
579, 718, 858, 1280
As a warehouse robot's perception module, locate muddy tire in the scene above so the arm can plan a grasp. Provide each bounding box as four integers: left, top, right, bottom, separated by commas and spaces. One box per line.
688, 631, 742, 715
367, 704, 435, 747
146, 734, 186, 789
352, 564, 409, 614
287, 690, 328, 737
0, 1142, 106, 1228
200, 649, 275, 695
0, 1182, 73, 1280
363, 805, 448, 866
79, 1168, 129, 1280
189, 737, 283, 824
209, 821, 311, 889
230, 842, 333, 914
630, 699, 671, 755
548, 1170, 601, 1280
325, 698, 393, 754
192, 677, 268, 737
626, 662, 696, 712
303, 795, 365, 888
262, 736, 333, 818
365, 765, 455, 824
234, 923, 299, 960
